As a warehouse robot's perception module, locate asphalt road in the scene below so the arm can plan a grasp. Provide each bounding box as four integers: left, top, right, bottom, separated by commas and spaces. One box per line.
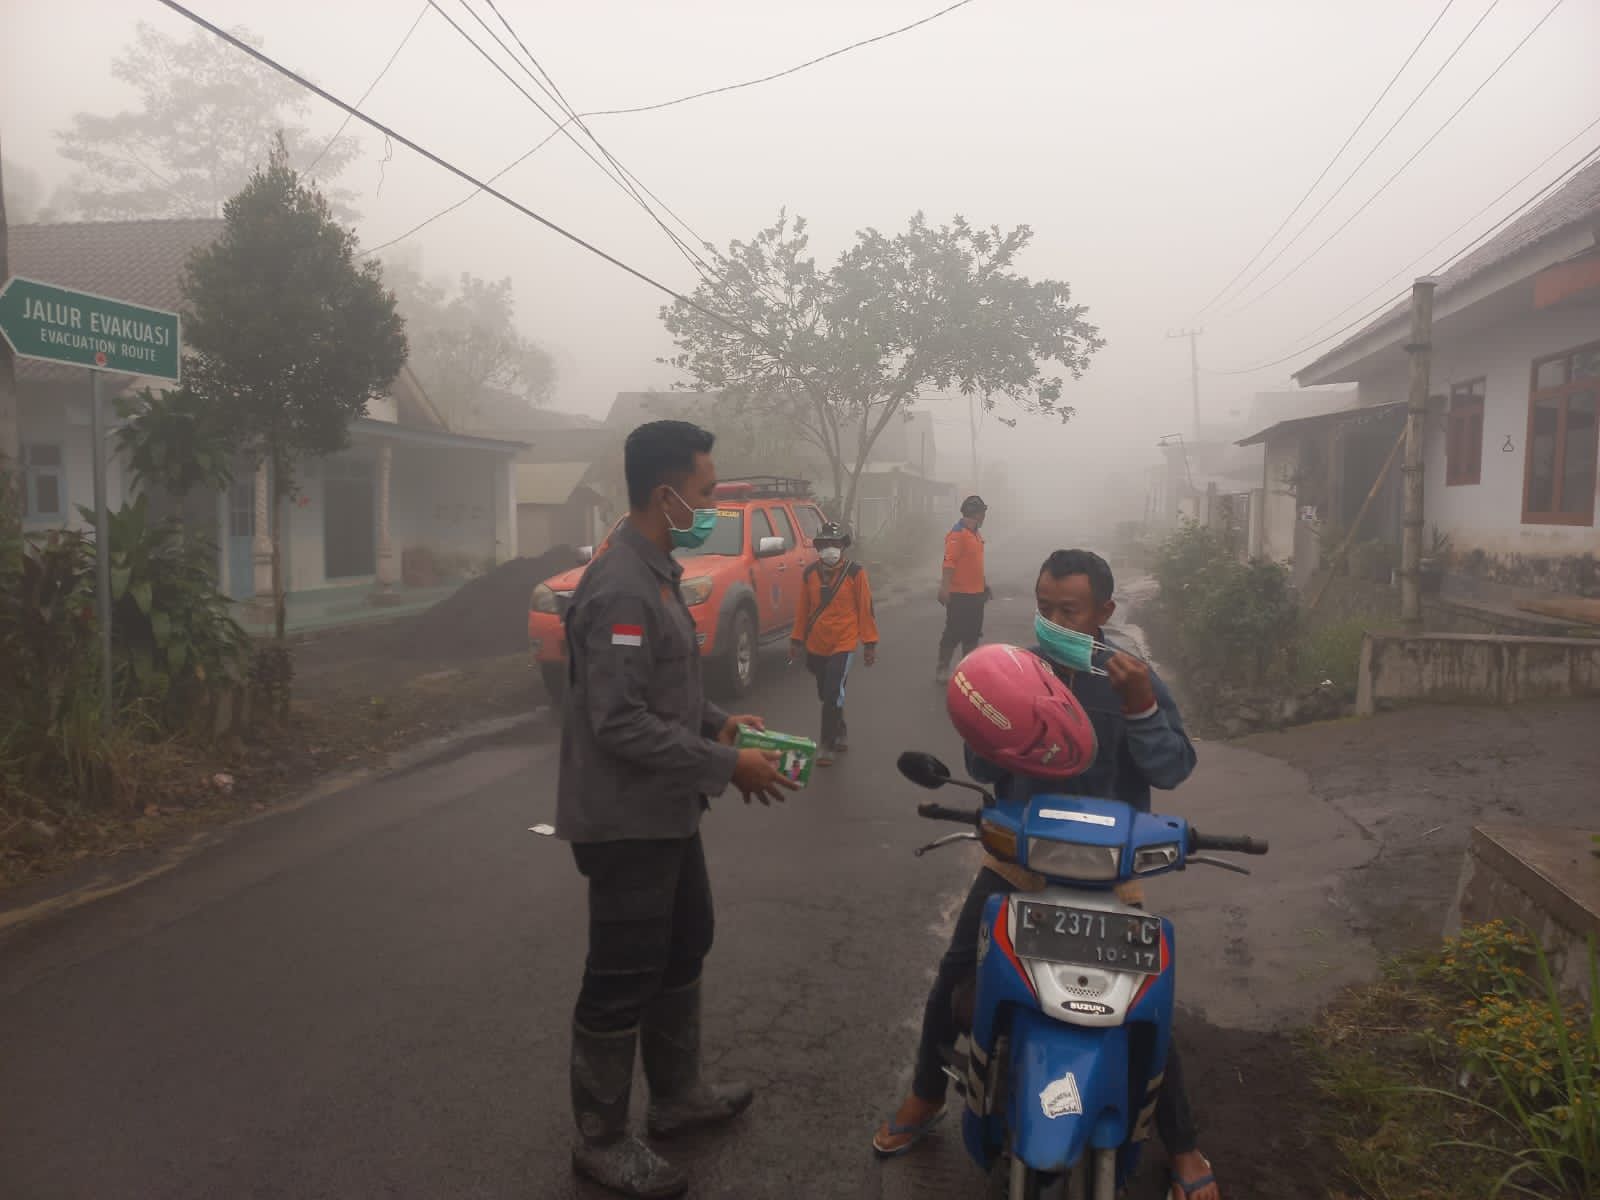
0, 543, 1369, 1200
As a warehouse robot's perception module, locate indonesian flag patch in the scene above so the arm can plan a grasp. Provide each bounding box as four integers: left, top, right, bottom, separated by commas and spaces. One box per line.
611, 624, 644, 647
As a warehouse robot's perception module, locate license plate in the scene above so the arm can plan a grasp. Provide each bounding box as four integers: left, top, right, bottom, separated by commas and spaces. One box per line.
1012, 902, 1164, 974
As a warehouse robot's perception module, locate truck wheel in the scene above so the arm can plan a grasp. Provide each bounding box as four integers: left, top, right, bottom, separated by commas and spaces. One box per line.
713, 607, 758, 698
539, 662, 567, 705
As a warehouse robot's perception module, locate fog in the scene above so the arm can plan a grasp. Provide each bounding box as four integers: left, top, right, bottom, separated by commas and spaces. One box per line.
5, 0, 1598, 525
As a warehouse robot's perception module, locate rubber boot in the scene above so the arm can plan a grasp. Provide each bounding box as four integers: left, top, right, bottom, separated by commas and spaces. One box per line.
640, 981, 754, 1139
570, 1023, 688, 1198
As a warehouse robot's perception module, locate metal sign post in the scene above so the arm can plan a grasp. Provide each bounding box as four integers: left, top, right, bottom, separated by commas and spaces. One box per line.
89, 370, 113, 734
0, 275, 180, 731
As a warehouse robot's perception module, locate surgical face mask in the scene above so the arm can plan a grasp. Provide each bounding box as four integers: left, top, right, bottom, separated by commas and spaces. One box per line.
818, 547, 843, 567
1034, 613, 1108, 676
666, 488, 719, 550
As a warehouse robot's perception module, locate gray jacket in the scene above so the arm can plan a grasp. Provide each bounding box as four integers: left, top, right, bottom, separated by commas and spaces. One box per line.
555, 521, 738, 843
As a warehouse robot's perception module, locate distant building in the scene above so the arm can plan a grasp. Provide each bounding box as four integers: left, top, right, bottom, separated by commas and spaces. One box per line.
11, 219, 522, 613
1290, 159, 1600, 614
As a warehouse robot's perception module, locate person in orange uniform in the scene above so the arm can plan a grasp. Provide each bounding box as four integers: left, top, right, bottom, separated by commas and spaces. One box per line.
790, 522, 878, 767
936, 495, 988, 683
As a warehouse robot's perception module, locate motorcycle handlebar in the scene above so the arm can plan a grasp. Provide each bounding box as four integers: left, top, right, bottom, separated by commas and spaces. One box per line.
917, 802, 981, 826
1189, 830, 1270, 855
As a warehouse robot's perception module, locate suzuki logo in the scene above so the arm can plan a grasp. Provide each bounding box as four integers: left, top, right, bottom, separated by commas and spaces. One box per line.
1064, 1000, 1114, 1016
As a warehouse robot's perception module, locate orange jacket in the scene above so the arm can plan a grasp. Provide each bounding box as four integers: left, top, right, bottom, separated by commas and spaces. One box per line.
792, 561, 879, 656
943, 525, 986, 594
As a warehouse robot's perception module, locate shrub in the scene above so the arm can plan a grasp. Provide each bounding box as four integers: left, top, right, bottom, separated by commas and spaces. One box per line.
1153, 523, 1298, 687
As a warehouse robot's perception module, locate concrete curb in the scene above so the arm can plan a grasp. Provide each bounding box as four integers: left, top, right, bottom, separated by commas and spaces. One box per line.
0, 707, 552, 942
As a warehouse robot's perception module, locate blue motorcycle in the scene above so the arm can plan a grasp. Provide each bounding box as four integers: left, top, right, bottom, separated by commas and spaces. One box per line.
897, 751, 1268, 1200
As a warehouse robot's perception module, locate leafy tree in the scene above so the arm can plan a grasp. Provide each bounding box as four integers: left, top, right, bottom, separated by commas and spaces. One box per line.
1, 156, 54, 224
113, 387, 235, 523
56, 22, 359, 220
661, 212, 1104, 525
183, 140, 406, 642
385, 261, 556, 429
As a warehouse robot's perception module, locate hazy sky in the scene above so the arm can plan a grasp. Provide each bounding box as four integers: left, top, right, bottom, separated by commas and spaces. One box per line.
5, 0, 1599, 487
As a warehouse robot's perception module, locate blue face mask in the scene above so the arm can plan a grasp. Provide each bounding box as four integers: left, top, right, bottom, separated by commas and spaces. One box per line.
667, 488, 719, 550
1034, 613, 1106, 675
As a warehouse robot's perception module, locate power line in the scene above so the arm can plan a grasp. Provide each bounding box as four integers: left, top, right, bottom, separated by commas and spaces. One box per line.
1210, 132, 1600, 376
585, 0, 981, 118
151, 0, 738, 332
305, 2, 429, 174
428, 0, 718, 285
456, 0, 721, 284
1192, 0, 1457, 320
360, 121, 571, 257
1213, 0, 1504, 319
1221, 0, 1565, 318
483, 0, 719, 268
358, 0, 980, 256
1294, 117, 1600, 345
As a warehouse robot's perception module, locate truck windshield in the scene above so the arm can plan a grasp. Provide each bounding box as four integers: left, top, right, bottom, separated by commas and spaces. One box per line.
674, 508, 746, 558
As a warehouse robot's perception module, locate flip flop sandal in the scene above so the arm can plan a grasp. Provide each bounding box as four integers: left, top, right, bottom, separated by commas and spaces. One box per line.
1169, 1155, 1216, 1198
871, 1107, 946, 1158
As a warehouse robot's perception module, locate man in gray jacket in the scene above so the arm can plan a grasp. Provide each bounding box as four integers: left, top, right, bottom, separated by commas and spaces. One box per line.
557, 419, 794, 1198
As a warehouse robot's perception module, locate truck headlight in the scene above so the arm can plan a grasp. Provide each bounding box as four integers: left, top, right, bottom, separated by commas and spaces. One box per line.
682, 576, 714, 606
1026, 839, 1121, 881
530, 584, 559, 614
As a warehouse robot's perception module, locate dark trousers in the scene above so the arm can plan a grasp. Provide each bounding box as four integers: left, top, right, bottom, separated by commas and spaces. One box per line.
571, 834, 714, 1033
806, 650, 854, 749
939, 593, 986, 667
912, 869, 1199, 1155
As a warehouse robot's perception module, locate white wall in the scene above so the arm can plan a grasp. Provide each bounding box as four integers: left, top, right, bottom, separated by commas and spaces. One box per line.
18, 384, 134, 533
1356, 306, 1599, 560
1261, 436, 1300, 562
391, 445, 501, 569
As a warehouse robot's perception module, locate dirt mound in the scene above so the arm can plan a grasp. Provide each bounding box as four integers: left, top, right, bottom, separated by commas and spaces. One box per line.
403, 547, 581, 661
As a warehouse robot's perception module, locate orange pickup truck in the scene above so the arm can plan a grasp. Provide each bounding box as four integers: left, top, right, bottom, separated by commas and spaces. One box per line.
528, 477, 827, 699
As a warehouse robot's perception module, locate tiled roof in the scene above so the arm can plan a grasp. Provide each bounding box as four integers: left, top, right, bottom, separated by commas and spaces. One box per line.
1297, 159, 1600, 381
7, 218, 222, 383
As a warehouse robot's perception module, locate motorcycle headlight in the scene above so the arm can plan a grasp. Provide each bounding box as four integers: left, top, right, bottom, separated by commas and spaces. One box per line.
681, 576, 715, 607
1133, 843, 1181, 874
530, 584, 560, 614
1025, 839, 1121, 881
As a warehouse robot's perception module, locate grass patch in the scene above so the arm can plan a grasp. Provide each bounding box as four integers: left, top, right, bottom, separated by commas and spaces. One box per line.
1309, 923, 1599, 1199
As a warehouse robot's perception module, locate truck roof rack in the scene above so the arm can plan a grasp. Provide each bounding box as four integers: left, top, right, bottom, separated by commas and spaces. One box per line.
714, 476, 814, 500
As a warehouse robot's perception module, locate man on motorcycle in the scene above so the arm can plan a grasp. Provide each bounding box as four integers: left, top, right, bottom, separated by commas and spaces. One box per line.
874, 548, 1219, 1200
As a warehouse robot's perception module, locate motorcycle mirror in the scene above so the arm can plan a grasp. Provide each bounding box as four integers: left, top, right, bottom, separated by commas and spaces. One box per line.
897, 751, 951, 790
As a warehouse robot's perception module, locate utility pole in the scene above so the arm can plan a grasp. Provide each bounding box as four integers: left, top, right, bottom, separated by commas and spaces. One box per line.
1399, 277, 1438, 629
1168, 328, 1203, 441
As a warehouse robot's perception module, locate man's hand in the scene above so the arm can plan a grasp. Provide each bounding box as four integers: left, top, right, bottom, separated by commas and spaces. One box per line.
732, 748, 796, 806
789, 640, 803, 665
1104, 653, 1158, 716
937, 587, 949, 607
719, 714, 765, 746
864, 644, 878, 668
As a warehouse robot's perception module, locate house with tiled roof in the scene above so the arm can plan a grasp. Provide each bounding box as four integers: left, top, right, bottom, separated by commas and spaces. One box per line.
1247, 161, 1600, 615
10, 219, 524, 623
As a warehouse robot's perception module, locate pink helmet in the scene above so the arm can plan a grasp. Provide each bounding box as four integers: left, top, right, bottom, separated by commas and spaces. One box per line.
947, 644, 1097, 780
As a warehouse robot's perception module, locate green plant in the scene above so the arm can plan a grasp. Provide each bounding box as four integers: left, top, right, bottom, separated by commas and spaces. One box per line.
1295, 618, 1371, 693
1153, 523, 1298, 686
114, 385, 235, 504
85, 495, 249, 717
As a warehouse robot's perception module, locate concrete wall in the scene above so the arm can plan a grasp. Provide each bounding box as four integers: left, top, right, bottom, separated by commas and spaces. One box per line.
1449, 825, 1598, 1000
1356, 304, 1600, 565
391, 444, 502, 570
1357, 632, 1600, 715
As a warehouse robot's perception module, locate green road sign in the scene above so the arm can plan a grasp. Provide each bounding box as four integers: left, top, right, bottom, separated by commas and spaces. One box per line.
0, 275, 180, 382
